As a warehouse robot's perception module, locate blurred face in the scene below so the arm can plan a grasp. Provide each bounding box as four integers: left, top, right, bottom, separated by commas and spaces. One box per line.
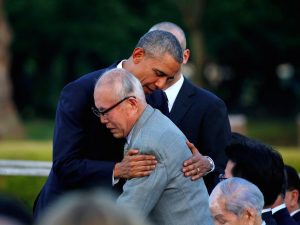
224, 160, 235, 179
130, 48, 181, 94
210, 199, 252, 225
284, 189, 300, 213
94, 88, 136, 138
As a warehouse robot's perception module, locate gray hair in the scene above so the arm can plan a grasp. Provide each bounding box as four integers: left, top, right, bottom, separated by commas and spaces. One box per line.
95, 68, 146, 104
35, 190, 152, 225
149, 22, 187, 50
136, 30, 183, 64
209, 177, 264, 217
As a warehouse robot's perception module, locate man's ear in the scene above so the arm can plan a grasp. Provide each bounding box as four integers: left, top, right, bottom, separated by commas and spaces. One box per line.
183, 49, 190, 64
290, 189, 300, 208
127, 97, 139, 112
242, 208, 256, 224
132, 47, 145, 64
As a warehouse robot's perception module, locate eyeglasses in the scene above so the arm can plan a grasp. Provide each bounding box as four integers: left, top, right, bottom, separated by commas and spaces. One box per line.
219, 174, 228, 182
92, 96, 135, 117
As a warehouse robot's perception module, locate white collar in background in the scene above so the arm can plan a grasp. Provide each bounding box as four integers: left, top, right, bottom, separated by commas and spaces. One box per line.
164, 74, 184, 111
117, 60, 126, 68
291, 208, 300, 216
272, 203, 286, 214
262, 208, 272, 213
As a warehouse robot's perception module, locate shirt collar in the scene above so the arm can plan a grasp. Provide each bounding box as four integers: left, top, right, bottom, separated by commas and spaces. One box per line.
291, 208, 300, 216
272, 203, 286, 214
117, 60, 126, 69
262, 208, 272, 213
164, 74, 184, 111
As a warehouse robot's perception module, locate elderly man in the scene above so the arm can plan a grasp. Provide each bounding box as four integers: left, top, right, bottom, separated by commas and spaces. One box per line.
209, 177, 265, 225
93, 68, 213, 225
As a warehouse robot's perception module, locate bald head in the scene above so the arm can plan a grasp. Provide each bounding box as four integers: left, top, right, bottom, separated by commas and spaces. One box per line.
149, 22, 187, 51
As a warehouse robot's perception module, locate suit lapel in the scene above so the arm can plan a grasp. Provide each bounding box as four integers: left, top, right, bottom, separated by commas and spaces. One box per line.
125, 105, 155, 150
170, 78, 196, 124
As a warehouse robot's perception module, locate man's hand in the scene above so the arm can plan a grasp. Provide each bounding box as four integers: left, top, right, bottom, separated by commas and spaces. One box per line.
114, 149, 157, 179
182, 141, 211, 181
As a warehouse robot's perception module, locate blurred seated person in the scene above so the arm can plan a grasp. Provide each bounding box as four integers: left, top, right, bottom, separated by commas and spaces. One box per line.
209, 177, 264, 225
284, 164, 300, 224
0, 193, 32, 225
224, 132, 284, 225
35, 189, 151, 225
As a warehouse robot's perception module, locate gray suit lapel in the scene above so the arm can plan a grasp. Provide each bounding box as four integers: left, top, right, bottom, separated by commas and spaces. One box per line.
125, 105, 155, 150
170, 78, 196, 124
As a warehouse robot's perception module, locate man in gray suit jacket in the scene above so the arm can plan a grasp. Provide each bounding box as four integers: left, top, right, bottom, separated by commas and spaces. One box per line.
94, 68, 213, 225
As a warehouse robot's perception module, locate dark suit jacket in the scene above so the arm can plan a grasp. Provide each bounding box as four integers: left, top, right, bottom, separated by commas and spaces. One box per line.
147, 77, 231, 193
273, 207, 298, 225
292, 211, 300, 225
33, 62, 125, 219
262, 211, 277, 225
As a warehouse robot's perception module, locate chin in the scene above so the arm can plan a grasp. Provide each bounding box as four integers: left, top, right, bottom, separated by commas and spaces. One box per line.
112, 133, 123, 139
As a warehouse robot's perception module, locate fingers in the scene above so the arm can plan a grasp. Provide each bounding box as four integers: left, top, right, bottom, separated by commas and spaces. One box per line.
126, 149, 156, 161
119, 151, 157, 179
183, 152, 201, 167
126, 149, 140, 156
182, 165, 205, 180
186, 140, 198, 155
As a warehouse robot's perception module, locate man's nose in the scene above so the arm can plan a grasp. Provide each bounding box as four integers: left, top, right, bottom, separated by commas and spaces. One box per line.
100, 115, 107, 124
155, 78, 167, 89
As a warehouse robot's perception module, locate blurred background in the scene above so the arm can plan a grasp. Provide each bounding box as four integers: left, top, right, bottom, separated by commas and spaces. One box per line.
0, 0, 299, 210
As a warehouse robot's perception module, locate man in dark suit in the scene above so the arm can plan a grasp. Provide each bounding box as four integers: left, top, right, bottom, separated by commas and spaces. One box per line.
147, 22, 231, 193
284, 164, 300, 224
33, 30, 207, 219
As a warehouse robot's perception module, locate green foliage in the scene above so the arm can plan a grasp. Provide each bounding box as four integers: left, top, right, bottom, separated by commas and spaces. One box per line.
4, 0, 182, 119
0, 140, 51, 210
247, 117, 297, 146
24, 120, 54, 140
203, 0, 300, 116
0, 176, 47, 210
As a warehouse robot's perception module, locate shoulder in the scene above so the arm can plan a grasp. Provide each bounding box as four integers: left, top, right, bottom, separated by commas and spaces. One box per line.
61, 63, 119, 98
183, 78, 227, 109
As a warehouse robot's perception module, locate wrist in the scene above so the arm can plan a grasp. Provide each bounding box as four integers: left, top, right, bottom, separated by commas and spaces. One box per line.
204, 156, 215, 176
113, 163, 120, 178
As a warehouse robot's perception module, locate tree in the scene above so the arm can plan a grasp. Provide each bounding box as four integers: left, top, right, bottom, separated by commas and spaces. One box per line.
0, 0, 24, 138
175, 0, 206, 86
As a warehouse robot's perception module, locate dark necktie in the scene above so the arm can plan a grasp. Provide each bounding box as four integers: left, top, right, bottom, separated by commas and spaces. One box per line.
161, 91, 170, 117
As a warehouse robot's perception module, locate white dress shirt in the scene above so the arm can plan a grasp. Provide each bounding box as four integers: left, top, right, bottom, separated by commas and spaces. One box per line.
164, 74, 184, 112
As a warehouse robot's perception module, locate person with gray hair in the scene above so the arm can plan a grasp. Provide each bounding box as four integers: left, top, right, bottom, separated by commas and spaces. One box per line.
209, 177, 265, 225
33, 30, 206, 220
35, 190, 152, 225
94, 68, 213, 225
147, 21, 231, 193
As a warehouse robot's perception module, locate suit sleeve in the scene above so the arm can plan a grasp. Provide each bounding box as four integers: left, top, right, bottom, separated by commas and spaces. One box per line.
52, 82, 115, 189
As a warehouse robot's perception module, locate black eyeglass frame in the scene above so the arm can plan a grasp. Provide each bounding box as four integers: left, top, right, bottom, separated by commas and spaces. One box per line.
92, 96, 136, 117
218, 173, 228, 182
